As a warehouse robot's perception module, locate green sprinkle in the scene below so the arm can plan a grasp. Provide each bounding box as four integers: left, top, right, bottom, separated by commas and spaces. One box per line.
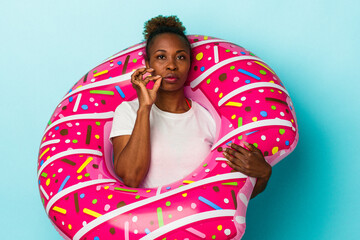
253, 143, 258, 148
133, 59, 137, 63
95, 121, 101, 126
72, 139, 78, 143
259, 70, 266, 75
238, 117, 243, 127
225, 49, 230, 52
52, 174, 56, 177
92, 199, 97, 204
93, 70, 97, 73
135, 195, 140, 199
270, 89, 274, 92
238, 135, 243, 140
203, 163, 208, 167
48, 120, 52, 126
168, 214, 172, 219
165, 201, 171, 207
230, 66, 235, 70
206, 78, 211, 84
212, 235, 216, 239
222, 182, 238, 186
271, 105, 276, 110
42, 198, 45, 205
114, 188, 138, 193
279, 129, 285, 135
41, 172, 48, 178
89, 90, 114, 95
84, 173, 90, 177
249, 52, 255, 56
157, 207, 164, 227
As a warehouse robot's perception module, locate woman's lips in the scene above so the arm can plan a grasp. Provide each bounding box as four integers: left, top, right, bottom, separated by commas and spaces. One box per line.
163, 75, 179, 83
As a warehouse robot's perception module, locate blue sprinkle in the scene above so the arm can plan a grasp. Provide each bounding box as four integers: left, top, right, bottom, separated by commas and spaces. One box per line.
58, 175, 70, 193
115, 86, 125, 98
240, 51, 246, 55
80, 193, 85, 199
245, 130, 259, 136
200, 66, 205, 72
285, 141, 290, 146
238, 68, 261, 80
245, 80, 251, 84
226, 141, 232, 146
81, 105, 89, 110
40, 160, 44, 166
69, 89, 72, 93
69, 96, 73, 102
198, 196, 222, 210
289, 106, 293, 110
166, 186, 171, 190
94, 237, 100, 240
55, 126, 59, 130
260, 111, 268, 117
39, 180, 41, 184
145, 228, 151, 234
117, 61, 122, 65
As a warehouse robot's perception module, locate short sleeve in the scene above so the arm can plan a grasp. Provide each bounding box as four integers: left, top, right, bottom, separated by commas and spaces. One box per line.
109, 102, 137, 141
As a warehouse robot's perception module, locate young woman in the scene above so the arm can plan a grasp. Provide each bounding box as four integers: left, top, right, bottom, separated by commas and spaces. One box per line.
110, 15, 271, 198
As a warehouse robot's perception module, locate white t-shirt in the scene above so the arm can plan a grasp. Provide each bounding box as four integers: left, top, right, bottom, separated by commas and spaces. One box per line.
110, 99, 216, 188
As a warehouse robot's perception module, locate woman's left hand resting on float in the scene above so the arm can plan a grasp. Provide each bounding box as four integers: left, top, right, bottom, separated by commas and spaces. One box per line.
112, 67, 162, 188
219, 141, 272, 199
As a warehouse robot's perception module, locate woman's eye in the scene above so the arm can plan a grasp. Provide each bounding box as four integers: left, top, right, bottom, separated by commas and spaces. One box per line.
156, 55, 165, 60
177, 55, 185, 60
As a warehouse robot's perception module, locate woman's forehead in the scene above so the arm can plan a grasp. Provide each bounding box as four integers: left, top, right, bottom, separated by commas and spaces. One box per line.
149, 33, 189, 52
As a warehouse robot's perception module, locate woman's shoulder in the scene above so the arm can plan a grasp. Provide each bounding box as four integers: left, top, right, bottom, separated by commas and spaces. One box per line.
114, 99, 139, 113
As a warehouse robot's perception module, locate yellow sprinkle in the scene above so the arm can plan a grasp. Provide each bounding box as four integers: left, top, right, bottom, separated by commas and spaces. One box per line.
39, 147, 49, 159
76, 85, 82, 89
83, 208, 102, 218
291, 119, 294, 123
254, 61, 275, 74
43, 136, 46, 141
93, 70, 108, 77
46, 156, 50, 160
196, 52, 203, 61
219, 93, 223, 98
217, 225, 223, 231
68, 224, 72, 230
278, 91, 282, 94
272, 147, 279, 155
252, 117, 258, 121
95, 135, 100, 139
46, 178, 50, 186
77, 157, 93, 173
104, 186, 109, 190
269, 80, 274, 83
183, 180, 194, 184
53, 206, 67, 214
77, 175, 83, 180
231, 115, 236, 119
225, 102, 242, 107
204, 36, 208, 40
146, 190, 151, 193
108, 195, 113, 199
182, 193, 187, 197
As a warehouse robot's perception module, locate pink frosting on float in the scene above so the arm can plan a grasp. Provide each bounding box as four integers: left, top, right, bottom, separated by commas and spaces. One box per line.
37, 35, 298, 240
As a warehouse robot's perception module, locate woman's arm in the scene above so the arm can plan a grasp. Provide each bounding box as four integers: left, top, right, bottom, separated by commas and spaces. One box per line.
221, 142, 272, 199
112, 106, 151, 188
112, 67, 162, 188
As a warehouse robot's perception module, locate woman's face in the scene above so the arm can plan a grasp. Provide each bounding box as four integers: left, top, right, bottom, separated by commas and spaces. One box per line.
146, 33, 191, 92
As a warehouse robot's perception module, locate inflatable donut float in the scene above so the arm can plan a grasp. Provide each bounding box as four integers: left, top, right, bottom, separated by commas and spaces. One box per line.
37, 35, 299, 240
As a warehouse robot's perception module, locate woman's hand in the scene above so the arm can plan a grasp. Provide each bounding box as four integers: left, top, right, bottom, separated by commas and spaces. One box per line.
220, 142, 272, 199
131, 67, 162, 108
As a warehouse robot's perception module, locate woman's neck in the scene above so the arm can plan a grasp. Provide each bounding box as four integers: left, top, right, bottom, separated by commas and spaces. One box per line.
155, 88, 191, 113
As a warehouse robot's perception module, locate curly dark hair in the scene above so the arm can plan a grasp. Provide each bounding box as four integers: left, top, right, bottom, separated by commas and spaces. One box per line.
143, 15, 191, 60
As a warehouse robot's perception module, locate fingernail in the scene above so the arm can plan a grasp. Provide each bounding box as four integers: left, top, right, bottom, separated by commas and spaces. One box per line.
223, 152, 228, 157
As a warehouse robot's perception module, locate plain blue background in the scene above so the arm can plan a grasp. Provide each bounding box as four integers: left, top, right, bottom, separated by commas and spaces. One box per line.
1, 0, 359, 239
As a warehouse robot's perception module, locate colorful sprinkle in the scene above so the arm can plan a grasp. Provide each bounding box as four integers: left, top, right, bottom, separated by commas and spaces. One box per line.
77, 157, 93, 173
198, 196, 222, 210
114, 188, 138, 193
93, 70, 108, 77
260, 111, 268, 117
238, 68, 260, 80
89, 90, 114, 95
83, 208, 102, 218
58, 175, 70, 193
115, 86, 126, 98
157, 207, 164, 227
53, 206, 67, 214
196, 52, 203, 60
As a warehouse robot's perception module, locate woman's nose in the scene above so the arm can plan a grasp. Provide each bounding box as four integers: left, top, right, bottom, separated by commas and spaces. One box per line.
167, 58, 177, 71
